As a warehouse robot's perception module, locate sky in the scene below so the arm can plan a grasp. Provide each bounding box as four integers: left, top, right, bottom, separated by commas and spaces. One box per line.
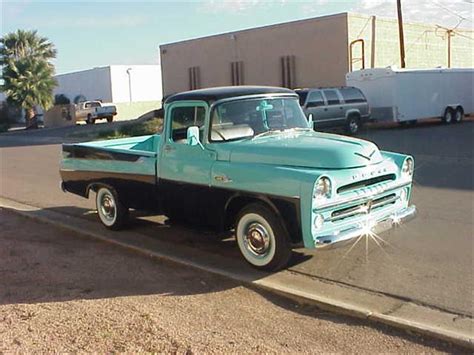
1, 0, 472, 74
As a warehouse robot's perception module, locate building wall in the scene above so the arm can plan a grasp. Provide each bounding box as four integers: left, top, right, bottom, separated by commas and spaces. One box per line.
109, 65, 163, 103
54, 67, 113, 103
160, 13, 349, 96
347, 13, 473, 70
54, 65, 163, 104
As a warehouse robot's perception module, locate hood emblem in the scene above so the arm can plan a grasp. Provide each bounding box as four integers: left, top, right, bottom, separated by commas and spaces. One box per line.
354, 150, 376, 161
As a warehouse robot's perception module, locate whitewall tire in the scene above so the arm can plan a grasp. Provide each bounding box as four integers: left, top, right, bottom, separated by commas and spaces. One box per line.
96, 187, 128, 230
235, 203, 291, 271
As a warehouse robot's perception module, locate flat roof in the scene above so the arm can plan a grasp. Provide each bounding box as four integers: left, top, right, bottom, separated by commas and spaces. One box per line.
165, 86, 296, 104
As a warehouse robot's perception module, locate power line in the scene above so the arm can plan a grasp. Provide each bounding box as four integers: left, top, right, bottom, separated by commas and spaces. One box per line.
428, 0, 472, 23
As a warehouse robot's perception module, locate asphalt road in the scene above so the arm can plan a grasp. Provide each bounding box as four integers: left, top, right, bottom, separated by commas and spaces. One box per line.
0, 119, 472, 317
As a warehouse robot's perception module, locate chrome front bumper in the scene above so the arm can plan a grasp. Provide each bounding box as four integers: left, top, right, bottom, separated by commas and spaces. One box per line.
314, 205, 416, 249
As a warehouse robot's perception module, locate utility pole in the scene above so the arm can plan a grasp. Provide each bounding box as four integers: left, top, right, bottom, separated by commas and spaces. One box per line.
126, 67, 133, 103
447, 29, 454, 68
396, 0, 406, 68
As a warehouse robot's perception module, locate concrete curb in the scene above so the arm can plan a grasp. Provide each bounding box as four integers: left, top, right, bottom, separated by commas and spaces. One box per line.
1, 197, 472, 350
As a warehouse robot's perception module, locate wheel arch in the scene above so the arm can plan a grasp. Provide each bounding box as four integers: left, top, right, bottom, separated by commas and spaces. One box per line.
345, 109, 361, 120
85, 181, 115, 198
224, 192, 302, 245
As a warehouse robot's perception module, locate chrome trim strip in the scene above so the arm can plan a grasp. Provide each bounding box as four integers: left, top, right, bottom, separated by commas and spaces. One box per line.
314, 180, 411, 210
315, 205, 416, 249
313, 117, 346, 123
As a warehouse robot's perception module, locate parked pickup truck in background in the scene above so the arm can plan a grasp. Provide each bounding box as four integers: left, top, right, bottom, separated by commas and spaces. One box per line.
60, 86, 416, 271
75, 100, 117, 124
295, 87, 371, 135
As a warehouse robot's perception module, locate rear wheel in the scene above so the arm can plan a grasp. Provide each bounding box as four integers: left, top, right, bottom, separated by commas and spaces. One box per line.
454, 107, 464, 123
235, 203, 291, 271
95, 187, 128, 230
86, 114, 95, 125
106, 116, 113, 123
345, 115, 360, 135
442, 108, 454, 124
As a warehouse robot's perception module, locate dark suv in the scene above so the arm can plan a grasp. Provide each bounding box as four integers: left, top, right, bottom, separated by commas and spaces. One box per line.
295, 87, 370, 135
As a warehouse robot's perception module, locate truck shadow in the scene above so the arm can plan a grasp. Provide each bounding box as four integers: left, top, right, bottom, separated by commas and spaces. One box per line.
0, 205, 311, 307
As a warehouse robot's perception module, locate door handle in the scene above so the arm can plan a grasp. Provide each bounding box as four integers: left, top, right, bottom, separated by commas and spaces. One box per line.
324, 108, 328, 111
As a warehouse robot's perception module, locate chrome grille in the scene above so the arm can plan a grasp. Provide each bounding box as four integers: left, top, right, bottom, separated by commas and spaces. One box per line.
331, 193, 397, 221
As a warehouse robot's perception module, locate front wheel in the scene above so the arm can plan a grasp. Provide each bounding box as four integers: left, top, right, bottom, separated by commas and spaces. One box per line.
96, 187, 128, 230
235, 203, 292, 271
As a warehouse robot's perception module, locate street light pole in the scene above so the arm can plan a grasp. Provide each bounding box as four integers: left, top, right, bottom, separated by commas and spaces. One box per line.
396, 0, 406, 68
126, 67, 132, 103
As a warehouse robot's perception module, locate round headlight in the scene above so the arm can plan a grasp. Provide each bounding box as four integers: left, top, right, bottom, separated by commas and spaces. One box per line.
401, 158, 414, 179
313, 214, 324, 230
314, 177, 332, 201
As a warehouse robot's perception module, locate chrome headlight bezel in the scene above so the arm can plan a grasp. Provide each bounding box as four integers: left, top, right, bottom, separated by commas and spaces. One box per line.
313, 176, 332, 202
401, 157, 414, 179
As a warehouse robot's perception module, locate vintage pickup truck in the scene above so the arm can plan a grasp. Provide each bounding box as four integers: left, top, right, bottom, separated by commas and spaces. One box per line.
60, 86, 416, 271
75, 100, 117, 124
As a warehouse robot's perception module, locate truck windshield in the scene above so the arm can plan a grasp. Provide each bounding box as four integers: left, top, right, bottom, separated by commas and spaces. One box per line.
210, 97, 310, 142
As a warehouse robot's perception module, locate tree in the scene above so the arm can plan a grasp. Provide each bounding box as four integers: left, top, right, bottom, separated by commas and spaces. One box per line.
54, 94, 71, 105
74, 94, 87, 104
0, 29, 57, 128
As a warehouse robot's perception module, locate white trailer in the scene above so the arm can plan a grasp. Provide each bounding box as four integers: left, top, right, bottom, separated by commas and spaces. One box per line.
346, 68, 473, 124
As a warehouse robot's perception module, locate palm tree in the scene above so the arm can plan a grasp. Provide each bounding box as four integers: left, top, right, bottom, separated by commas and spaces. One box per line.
1, 30, 57, 128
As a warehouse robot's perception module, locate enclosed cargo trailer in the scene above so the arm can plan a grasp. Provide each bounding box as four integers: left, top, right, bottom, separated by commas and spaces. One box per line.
346, 68, 473, 124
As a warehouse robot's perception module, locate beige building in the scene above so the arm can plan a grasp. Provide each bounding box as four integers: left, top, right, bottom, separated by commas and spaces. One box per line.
160, 12, 473, 96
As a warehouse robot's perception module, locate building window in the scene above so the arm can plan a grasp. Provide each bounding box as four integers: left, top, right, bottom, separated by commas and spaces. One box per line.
188, 66, 201, 90
231, 61, 244, 86
281, 55, 296, 89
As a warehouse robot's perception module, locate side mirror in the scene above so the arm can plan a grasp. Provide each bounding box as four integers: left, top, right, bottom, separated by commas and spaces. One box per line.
187, 126, 203, 148
308, 113, 314, 128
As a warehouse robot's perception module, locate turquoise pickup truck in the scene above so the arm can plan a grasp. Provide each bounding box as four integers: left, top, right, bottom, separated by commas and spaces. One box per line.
60, 86, 416, 271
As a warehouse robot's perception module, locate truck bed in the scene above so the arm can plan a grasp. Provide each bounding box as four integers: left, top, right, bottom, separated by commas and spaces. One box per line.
60, 135, 160, 204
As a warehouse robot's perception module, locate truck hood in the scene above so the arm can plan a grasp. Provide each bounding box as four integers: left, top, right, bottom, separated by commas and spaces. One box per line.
228, 130, 383, 169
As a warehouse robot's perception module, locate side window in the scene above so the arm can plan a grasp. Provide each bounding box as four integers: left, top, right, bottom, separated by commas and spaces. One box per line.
84, 103, 91, 108
296, 91, 308, 106
306, 91, 325, 108
170, 106, 206, 143
323, 90, 340, 105
340, 88, 366, 103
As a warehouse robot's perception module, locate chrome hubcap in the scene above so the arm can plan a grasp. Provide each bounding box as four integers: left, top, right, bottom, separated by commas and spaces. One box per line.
349, 120, 358, 133
455, 111, 462, 121
100, 193, 116, 222
446, 112, 452, 122
245, 223, 270, 256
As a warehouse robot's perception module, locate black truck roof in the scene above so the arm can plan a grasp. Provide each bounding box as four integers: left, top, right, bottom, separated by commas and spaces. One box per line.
165, 86, 296, 105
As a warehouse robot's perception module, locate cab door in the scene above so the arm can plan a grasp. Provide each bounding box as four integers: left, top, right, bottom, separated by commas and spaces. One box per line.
158, 101, 216, 222
320, 89, 345, 128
